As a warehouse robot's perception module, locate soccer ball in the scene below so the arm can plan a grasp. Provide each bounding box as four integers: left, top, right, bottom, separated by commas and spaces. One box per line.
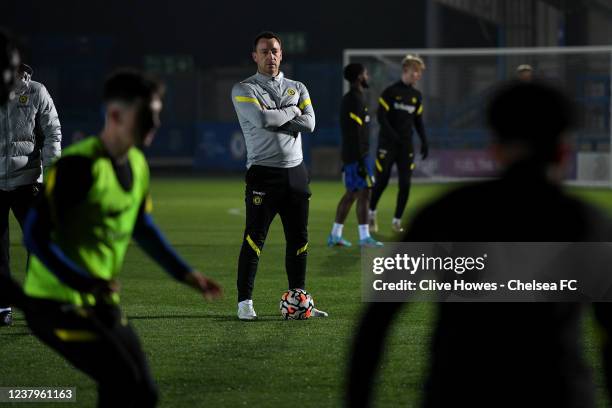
280, 288, 314, 320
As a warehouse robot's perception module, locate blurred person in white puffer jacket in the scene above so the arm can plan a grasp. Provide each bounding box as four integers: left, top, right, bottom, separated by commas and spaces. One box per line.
0, 62, 61, 326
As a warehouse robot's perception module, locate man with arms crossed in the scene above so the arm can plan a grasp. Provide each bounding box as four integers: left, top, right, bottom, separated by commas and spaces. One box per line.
231, 31, 327, 320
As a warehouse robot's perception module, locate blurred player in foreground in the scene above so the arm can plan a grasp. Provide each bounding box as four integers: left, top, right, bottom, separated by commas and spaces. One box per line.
14, 69, 221, 407
348, 81, 612, 407
327, 63, 382, 248
0, 60, 62, 327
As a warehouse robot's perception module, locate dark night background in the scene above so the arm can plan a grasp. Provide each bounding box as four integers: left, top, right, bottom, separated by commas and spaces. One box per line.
1, 0, 609, 172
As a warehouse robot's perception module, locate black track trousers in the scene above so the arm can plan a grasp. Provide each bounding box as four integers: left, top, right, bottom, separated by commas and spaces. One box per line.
369, 146, 415, 219
0, 184, 41, 308
237, 162, 310, 302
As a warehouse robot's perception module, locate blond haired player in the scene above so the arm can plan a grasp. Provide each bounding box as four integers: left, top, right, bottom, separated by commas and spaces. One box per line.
369, 55, 428, 233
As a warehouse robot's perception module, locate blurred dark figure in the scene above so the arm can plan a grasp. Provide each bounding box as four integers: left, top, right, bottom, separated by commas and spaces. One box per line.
347, 81, 612, 408
0, 28, 24, 325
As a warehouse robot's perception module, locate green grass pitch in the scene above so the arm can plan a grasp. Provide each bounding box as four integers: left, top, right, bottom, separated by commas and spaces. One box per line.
2, 178, 611, 407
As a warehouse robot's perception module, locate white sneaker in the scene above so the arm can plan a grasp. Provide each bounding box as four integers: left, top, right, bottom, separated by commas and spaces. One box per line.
311, 307, 329, 318
391, 219, 404, 233
237, 299, 257, 320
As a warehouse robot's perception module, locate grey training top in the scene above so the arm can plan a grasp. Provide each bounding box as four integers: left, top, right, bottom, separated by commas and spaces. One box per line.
231, 71, 315, 169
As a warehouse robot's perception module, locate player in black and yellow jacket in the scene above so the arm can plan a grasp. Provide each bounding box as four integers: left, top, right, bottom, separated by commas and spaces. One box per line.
369, 55, 428, 233
327, 63, 382, 248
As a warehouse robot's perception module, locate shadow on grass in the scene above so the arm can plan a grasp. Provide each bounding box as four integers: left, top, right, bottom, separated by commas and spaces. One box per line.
213, 314, 314, 323
129, 314, 225, 320
371, 232, 398, 242
127, 314, 288, 322
0, 330, 31, 336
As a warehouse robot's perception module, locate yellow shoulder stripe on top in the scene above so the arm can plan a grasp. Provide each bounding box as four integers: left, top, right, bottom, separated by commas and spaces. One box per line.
349, 112, 363, 126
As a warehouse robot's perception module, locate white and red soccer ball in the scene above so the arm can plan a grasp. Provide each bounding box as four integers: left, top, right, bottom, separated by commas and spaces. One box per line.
280, 288, 314, 320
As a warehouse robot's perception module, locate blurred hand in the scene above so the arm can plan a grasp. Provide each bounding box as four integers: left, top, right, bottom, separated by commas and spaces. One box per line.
91, 279, 121, 327
91, 278, 120, 298
185, 271, 223, 301
357, 160, 368, 178
420, 142, 429, 160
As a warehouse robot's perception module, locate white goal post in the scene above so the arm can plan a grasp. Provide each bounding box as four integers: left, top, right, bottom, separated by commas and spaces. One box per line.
343, 46, 612, 187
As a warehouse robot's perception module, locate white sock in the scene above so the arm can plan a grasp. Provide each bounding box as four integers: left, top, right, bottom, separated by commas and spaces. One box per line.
0, 307, 11, 313
331, 223, 344, 238
369, 210, 377, 218
392, 217, 402, 225
358, 224, 370, 240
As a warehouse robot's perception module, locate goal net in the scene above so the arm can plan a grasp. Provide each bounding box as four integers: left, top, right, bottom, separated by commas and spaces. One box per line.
343, 47, 612, 186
